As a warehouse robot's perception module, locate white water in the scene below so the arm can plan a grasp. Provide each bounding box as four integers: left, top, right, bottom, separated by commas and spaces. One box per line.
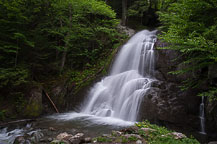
80, 30, 157, 122
199, 96, 206, 134
0, 124, 40, 144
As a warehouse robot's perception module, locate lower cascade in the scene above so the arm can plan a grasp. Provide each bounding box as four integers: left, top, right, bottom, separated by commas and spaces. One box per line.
80, 30, 157, 121
199, 96, 206, 134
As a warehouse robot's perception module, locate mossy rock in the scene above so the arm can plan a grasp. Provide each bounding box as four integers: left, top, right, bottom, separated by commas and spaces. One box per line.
24, 88, 43, 117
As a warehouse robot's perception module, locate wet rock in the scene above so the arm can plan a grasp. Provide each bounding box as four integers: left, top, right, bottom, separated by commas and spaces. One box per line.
208, 141, 217, 144
111, 131, 123, 136
51, 139, 61, 143
51, 139, 69, 144
48, 137, 53, 142
28, 130, 44, 143
206, 100, 217, 136
139, 78, 200, 131
39, 138, 47, 142
138, 41, 201, 133
121, 126, 139, 134
84, 137, 92, 143
14, 136, 25, 144
56, 132, 73, 140
102, 134, 111, 137
49, 127, 56, 131
73, 133, 84, 139
68, 138, 80, 144
55, 132, 85, 144
68, 133, 84, 144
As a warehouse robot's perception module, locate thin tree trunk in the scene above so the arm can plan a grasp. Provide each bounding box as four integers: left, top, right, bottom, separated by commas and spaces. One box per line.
60, 49, 67, 73
44, 90, 59, 113
15, 39, 18, 68
60, 4, 72, 73
122, 0, 127, 26
149, 0, 152, 9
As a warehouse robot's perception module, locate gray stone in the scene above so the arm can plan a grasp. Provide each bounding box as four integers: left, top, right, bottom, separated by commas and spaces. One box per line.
14, 136, 25, 144
136, 140, 143, 144
51, 139, 70, 144
84, 137, 92, 143
117, 24, 135, 37
48, 137, 53, 142
111, 131, 123, 136
68, 138, 80, 144
56, 132, 73, 140
208, 141, 217, 144
102, 134, 111, 137
168, 132, 186, 139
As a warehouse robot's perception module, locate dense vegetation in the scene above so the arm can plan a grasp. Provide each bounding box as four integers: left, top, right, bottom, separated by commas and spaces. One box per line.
0, 0, 125, 119
158, 0, 217, 101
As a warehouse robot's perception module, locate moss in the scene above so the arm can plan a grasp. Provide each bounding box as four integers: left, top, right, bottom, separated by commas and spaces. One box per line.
24, 100, 42, 117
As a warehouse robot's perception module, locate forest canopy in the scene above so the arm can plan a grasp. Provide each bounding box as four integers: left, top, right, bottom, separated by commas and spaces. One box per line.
0, 0, 122, 110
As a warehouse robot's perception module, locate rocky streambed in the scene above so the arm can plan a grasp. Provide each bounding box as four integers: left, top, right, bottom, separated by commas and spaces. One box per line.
1, 117, 200, 144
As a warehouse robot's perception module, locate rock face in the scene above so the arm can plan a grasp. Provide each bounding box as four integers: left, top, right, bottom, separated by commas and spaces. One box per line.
139, 40, 203, 133
206, 100, 217, 140
24, 87, 43, 117
117, 24, 135, 37
138, 39, 217, 140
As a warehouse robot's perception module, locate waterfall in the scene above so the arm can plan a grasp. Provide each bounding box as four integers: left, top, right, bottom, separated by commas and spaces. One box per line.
199, 96, 206, 134
81, 30, 157, 121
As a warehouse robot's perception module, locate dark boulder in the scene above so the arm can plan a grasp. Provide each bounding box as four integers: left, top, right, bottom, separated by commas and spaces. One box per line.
139, 41, 202, 133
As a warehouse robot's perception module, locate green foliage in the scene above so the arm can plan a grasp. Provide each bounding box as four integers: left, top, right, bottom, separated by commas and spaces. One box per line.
128, 136, 138, 141
0, 67, 29, 88
198, 87, 217, 102
128, 0, 149, 18
158, 0, 217, 100
15, 93, 27, 113
0, 110, 7, 120
126, 0, 178, 29
95, 136, 113, 142
136, 121, 199, 144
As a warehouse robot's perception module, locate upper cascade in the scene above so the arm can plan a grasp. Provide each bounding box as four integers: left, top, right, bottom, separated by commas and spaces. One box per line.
81, 30, 157, 121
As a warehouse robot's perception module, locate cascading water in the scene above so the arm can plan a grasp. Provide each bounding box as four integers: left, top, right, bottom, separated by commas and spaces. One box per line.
81, 30, 157, 121
199, 96, 206, 134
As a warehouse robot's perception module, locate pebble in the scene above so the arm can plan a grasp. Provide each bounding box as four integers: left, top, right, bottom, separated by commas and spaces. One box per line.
84, 137, 92, 143
136, 140, 143, 144
48, 137, 53, 142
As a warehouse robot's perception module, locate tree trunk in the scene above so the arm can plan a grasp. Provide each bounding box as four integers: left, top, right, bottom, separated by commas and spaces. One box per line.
122, 0, 127, 26
60, 4, 72, 73
60, 49, 67, 73
15, 39, 18, 68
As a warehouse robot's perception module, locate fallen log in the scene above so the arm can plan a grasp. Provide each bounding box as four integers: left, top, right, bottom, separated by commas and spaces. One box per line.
0, 119, 36, 127
43, 90, 59, 113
